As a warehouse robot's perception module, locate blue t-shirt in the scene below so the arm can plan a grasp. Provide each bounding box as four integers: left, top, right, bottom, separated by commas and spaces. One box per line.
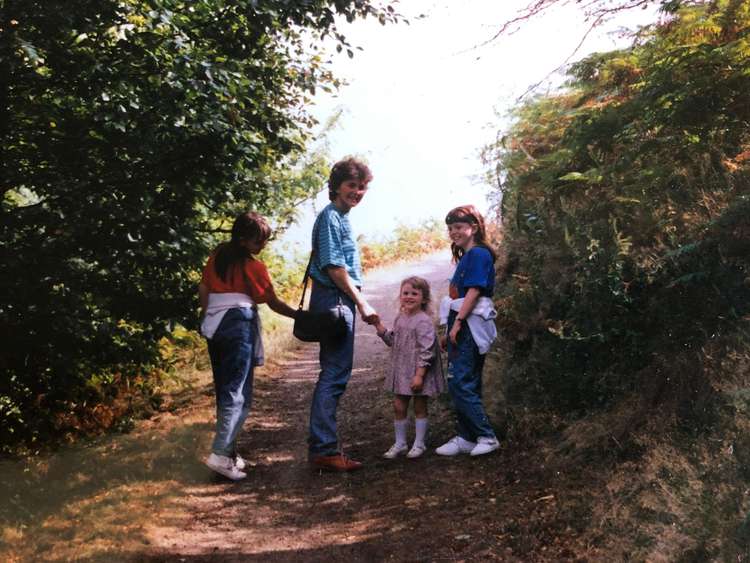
450, 246, 495, 298
310, 203, 363, 287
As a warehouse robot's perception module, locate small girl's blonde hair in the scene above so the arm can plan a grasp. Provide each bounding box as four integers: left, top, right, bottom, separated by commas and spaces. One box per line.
400, 276, 432, 314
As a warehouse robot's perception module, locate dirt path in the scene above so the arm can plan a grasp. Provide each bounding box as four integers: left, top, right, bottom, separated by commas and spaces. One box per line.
1, 252, 729, 562
5, 249, 730, 563
139, 251, 594, 561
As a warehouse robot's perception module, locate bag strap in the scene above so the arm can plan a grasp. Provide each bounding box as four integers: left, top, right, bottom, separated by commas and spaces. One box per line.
298, 251, 314, 310
300, 212, 344, 310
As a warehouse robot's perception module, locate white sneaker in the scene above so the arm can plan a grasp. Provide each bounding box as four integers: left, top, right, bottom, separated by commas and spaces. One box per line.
383, 443, 408, 459
435, 436, 476, 456
470, 436, 500, 456
206, 453, 247, 480
234, 453, 246, 471
406, 444, 426, 459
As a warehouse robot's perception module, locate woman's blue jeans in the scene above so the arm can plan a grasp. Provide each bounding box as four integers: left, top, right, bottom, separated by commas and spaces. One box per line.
308, 283, 356, 457
207, 307, 255, 457
446, 311, 496, 442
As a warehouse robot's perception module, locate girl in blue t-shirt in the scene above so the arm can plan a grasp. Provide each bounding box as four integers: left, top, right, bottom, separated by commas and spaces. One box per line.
436, 205, 500, 457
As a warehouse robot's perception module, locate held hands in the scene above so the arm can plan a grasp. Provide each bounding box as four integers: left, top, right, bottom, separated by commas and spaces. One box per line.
364, 313, 381, 326
358, 302, 379, 325
439, 334, 448, 351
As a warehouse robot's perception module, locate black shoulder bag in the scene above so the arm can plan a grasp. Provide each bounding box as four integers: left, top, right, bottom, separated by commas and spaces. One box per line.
292, 252, 348, 343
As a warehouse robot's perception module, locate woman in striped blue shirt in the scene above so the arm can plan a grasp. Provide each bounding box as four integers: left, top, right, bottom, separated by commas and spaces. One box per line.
307, 157, 380, 472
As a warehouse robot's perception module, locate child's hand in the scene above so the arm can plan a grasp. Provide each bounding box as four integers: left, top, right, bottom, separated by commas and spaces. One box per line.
374, 321, 386, 335
439, 334, 447, 351
410, 374, 424, 393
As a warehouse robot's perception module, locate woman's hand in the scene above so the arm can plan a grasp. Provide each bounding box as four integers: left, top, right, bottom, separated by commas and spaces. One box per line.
327, 266, 378, 324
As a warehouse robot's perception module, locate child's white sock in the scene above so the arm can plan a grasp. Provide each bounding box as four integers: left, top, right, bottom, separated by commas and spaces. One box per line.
414, 417, 428, 447
394, 419, 408, 446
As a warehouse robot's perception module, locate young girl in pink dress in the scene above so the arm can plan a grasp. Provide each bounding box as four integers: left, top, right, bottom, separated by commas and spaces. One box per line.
374, 276, 445, 459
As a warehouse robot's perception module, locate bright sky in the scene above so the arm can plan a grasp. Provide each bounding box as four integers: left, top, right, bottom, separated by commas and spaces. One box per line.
280, 0, 661, 252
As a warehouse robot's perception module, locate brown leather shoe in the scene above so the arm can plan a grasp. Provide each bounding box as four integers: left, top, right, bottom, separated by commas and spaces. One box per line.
310, 454, 363, 472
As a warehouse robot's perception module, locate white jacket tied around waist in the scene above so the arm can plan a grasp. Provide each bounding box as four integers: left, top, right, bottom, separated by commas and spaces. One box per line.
439, 296, 497, 355
200, 292, 265, 366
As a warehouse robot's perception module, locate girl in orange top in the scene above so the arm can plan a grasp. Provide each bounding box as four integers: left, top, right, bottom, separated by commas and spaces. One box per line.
198, 211, 296, 480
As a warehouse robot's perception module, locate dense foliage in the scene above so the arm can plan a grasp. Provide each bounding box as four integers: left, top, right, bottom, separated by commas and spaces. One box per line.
484, 0, 750, 413
0, 0, 398, 450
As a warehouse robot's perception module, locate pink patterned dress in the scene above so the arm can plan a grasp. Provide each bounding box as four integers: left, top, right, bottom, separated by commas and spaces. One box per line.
379, 310, 446, 397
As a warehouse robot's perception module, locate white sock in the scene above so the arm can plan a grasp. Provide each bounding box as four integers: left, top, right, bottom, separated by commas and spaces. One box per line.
414, 418, 428, 447
394, 419, 408, 446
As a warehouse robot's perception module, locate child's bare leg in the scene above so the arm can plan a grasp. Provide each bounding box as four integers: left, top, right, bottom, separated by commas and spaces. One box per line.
393, 395, 410, 420
413, 396, 428, 418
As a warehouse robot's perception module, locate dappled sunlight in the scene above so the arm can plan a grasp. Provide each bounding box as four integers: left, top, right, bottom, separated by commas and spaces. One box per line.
0, 419, 214, 561
0, 368, 222, 562
319, 493, 352, 505
255, 452, 297, 464
253, 419, 288, 430
276, 358, 319, 368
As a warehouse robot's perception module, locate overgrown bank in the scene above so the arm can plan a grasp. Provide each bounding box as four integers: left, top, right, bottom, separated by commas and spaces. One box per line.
482, 0, 750, 558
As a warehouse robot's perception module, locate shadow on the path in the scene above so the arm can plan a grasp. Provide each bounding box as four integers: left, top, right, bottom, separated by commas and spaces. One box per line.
131, 251, 529, 561
0, 390, 219, 561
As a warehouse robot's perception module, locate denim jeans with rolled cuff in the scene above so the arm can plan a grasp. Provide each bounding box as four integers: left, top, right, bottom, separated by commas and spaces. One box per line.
207, 307, 256, 457
446, 310, 496, 442
307, 283, 356, 457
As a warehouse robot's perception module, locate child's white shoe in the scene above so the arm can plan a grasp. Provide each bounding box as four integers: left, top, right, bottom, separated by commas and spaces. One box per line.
435, 436, 476, 456
383, 443, 408, 459
206, 453, 247, 480
470, 436, 500, 456
406, 444, 426, 459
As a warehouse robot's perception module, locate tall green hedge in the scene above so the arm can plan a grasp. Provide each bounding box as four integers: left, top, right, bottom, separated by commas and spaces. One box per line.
0, 0, 398, 450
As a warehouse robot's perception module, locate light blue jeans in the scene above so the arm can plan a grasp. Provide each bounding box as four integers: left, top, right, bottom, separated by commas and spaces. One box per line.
446, 311, 496, 442
207, 307, 255, 457
308, 283, 356, 457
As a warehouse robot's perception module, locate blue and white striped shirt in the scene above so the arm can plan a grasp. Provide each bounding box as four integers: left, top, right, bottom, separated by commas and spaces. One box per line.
310, 203, 363, 288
